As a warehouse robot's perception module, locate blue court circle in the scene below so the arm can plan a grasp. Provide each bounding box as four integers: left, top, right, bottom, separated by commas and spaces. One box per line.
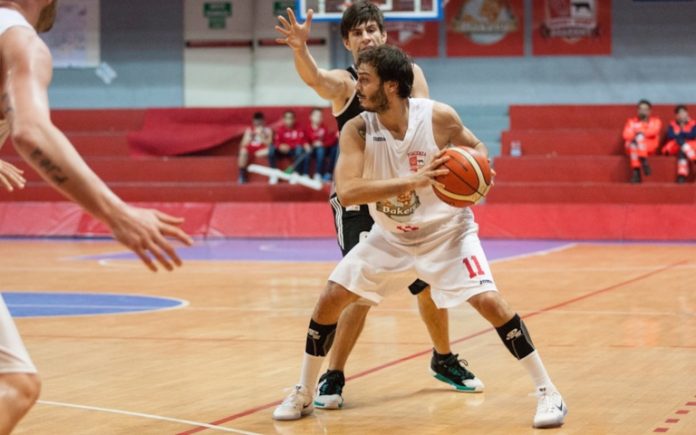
2, 292, 186, 318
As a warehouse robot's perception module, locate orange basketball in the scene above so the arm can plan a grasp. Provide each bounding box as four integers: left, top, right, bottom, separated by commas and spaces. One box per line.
432, 147, 492, 208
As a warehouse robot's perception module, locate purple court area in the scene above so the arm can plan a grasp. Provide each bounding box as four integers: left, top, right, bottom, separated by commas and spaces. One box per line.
83, 239, 572, 263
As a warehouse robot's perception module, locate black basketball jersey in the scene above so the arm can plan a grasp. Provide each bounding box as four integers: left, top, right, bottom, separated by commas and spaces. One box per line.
334, 65, 363, 132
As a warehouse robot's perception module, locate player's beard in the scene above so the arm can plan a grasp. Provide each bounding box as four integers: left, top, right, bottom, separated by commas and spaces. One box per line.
36, 1, 58, 33
358, 86, 389, 113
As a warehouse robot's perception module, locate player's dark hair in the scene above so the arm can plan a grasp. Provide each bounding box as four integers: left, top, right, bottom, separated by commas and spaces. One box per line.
310, 107, 323, 114
638, 99, 652, 108
252, 111, 264, 120
675, 104, 687, 114
357, 45, 414, 99
340, 0, 385, 40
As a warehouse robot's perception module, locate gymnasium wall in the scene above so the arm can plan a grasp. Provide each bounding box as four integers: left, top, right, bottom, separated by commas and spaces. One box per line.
49, 0, 185, 108
420, 0, 696, 106
47, 0, 696, 108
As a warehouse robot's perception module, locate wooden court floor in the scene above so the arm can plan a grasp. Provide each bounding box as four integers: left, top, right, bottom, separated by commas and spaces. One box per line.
3, 239, 695, 435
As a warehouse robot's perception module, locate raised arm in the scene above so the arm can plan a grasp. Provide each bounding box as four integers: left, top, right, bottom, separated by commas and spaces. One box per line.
432, 102, 489, 158
335, 117, 448, 206
275, 9, 350, 104
411, 63, 430, 98
1, 29, 192, 271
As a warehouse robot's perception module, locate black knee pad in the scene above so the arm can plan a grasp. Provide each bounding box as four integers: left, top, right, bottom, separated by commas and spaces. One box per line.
305, 319, 337, 357
496, 313, 536, 360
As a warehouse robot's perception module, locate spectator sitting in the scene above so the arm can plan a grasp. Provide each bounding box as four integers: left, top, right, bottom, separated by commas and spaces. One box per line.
269, 110, 309, 184
238, 111, 273, 184
662, 104, 696, 184
305, 108, 333, 183
622, 99, 662, 183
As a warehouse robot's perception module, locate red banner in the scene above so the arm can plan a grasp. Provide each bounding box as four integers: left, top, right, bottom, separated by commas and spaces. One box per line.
533, 0, 612, 56
445, 0, 524, 57
386, 21, 440, 58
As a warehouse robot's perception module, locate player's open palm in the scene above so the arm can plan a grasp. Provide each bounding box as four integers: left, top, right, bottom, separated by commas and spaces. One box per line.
275, 8, 313, 50
107, 205, 194, 272
0, 158, 26, 192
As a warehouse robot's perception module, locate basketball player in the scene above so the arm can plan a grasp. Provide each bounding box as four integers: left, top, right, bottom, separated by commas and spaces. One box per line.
273, 45, 567, 428
275, 1, 482, 410
237, 111, 272, 184
0, 1, 193, 433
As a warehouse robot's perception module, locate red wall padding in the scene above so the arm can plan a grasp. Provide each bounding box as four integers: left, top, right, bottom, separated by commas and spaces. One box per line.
127, 106, 338, 157
0, 202, 694, 241
508, 104, 678, 130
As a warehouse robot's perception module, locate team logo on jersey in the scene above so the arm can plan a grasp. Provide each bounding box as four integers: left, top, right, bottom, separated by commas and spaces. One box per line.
408, 151, 427, 173
376, 190, 421, 222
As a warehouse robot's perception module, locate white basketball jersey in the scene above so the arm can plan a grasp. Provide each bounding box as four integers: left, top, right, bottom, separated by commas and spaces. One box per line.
0, 8, 34, 145
361, 98, 477, 244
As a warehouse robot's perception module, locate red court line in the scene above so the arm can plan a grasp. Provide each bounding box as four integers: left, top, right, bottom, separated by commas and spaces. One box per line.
651, 393, 696, 433
175, 260, 688, 435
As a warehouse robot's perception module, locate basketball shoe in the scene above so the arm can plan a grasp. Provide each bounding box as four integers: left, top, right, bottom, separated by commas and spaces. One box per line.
272, 385, 313, 421
313, 370, 345, 409
533, 386, 568, 428
430, 351, 484, 392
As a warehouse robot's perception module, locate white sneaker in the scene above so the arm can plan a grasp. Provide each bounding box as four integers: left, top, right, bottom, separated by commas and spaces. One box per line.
313, 173, 322, 183
533, 387, 567, 428
269, 175, 278, 185
272, 385, 314, 421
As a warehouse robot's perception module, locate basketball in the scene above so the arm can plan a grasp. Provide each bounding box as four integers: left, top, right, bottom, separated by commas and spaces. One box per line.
432, 147, 492, 207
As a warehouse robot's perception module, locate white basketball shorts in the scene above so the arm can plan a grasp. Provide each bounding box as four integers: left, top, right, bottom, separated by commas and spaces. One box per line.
329, 225, 498, 308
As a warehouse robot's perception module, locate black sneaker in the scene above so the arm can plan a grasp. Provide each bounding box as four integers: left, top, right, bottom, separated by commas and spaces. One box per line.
313, 370, 345, 409
677, 175, 687, 184
430, 350, 484, 392
630, 169, 642, 183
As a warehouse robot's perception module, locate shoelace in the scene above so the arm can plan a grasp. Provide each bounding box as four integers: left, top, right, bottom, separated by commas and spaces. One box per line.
281, 386, 307, 406
536, 389, 559, 413
444, 354, 474, 380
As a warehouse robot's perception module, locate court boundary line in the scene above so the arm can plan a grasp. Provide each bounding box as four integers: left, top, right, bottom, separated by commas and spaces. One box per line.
82, 241, 578, 265
175, 255, 688, 434
37, 400, 261, 435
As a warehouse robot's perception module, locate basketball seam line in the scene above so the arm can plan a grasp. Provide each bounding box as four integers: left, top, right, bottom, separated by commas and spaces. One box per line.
443, 156, 486, 197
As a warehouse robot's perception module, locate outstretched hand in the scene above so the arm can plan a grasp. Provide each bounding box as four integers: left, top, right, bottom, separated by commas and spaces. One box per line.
107, 205, 194, 272
275, 8, 313, 50
0, 159, 26, 192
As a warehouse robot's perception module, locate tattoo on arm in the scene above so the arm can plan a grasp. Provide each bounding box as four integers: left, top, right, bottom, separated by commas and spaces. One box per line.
30, 147, 68, 185
358, 124, 366, 140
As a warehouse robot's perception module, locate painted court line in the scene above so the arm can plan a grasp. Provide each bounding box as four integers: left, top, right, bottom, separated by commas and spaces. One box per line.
38, 400, 261, 435
651, 395, 696, 433
176, 258, 689, 435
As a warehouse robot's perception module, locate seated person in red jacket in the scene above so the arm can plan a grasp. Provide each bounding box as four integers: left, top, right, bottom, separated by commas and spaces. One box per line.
269, 110, 309, 183
238, 111, 273, 184
662, 104, 696, 183
623, 99, 662, 183
306, 108, 334, 183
